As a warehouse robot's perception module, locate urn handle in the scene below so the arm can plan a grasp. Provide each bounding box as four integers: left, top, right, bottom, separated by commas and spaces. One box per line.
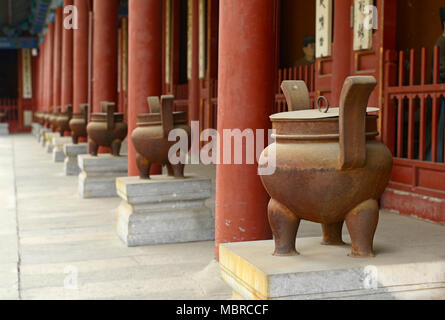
281, 80, 311, 111
80, 104, 89, 123
66, 105, 73, 120
160, 95, 175, 138
339, 76, 377, 170
101, 101, 116, 131
147, 96, 161, 114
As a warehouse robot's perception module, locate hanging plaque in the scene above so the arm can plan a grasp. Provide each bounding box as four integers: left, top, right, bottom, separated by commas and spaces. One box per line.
315, 0, 332, 58
22, 49, 33, 99
353, 0, 374, 51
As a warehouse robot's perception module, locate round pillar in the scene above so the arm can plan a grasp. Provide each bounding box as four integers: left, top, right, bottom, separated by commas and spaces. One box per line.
92, 0, 118, 112
127, 0, 162, 176
188, 0, 200, 124
46, 22, 55, 112
61, 0, 74, 111
215, 0, 277, 258
53, 7, 63, 109
73, 0, 89, 114
331, 0, 352, 104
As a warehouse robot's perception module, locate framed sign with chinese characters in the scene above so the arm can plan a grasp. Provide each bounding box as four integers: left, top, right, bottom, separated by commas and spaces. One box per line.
315, 0, 332, 58
22, 48, 32, 99
353, 0, 374, 51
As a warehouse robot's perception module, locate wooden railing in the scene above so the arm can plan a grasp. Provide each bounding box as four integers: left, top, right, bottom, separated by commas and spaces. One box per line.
0, 98, 18, 121
275, 64, 316, 113
383, 46, 445, 199
170, 64, 317, 127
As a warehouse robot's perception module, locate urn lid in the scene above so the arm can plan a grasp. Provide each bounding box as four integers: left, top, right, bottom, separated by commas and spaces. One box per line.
270, 107, 379, 121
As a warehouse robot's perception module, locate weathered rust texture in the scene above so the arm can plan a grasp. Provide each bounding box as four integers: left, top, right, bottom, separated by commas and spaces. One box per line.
86, 102, 127, 156
56, 105, 73, 136
259, 76, 393, 258
131, 95, 191, 179
69, 104, 89, 144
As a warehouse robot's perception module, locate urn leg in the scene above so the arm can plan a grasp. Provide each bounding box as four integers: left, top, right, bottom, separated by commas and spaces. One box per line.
88, 139, 98, 156
321, 222, 345, 245
72, 134, 78, 144
111, 139, 122, 157
345, 199, 379, 258
136, 153, 151, 179
166, 163, 174, 176
172, 164, 185, 178
268, 199, 300, 256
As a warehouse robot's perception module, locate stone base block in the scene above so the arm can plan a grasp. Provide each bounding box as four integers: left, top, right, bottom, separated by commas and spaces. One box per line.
39, 128, 51, 145
63, 143, 88, 176
116, 176, 214, 247
78, 154, 128, 198
0, 123, 9, 135
32, 123, 42, 138
220, 238, 445, 300
52, 137, 72, 162
44, 132, 60, 152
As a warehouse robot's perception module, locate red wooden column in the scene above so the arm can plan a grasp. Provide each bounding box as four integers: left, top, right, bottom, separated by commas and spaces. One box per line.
92, 0, 118, 112
61, 0, 74, 112
188, 0, 200, 126
46, 22, 55, 113
73, 0, 89, 114
127, 0, 162, 176
331, 0, 352, 104
215, 0, 277, 258
53, 7, 63, 110
38, 43, 44, 112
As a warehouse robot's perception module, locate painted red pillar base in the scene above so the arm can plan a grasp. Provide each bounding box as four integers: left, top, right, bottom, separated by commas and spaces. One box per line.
92, 0, 118, 112
215, 0, 277, 259
92, 0, 118, 154
73, 0, 89, 114
128, 0, 162, 176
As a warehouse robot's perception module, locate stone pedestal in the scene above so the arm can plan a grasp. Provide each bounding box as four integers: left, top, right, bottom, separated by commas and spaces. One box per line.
0, 123, 9, 135
220, 237, 445, 300
78, 154, 128, 198
116, 176, 214, 247
52, 137, 73, 162
63, 143, 88, 176
38, 128, 51, 144
32, 123, 42, 138
44, 132, 60, 152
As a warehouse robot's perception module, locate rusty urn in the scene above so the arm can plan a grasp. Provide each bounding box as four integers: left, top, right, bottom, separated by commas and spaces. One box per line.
132, 95, 191, 179
0, 111, 5, 123
259, 76, 393, 258
48, 107, 58, 131
42, 112, 50, 127
51, 107, 63, 132
69, 104, 89, 144
56, 105, 73, 136
86, 102, 127, 156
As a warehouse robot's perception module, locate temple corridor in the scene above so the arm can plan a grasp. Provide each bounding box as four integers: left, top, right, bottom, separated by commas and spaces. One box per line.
0, 134, 233, 300
1, 134, 444, 300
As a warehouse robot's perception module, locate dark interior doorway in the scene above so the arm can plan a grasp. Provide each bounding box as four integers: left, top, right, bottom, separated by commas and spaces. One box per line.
0, 50, 18, 99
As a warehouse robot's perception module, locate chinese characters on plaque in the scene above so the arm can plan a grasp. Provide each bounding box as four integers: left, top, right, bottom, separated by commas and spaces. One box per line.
316, 0, 332, 58
353, 0, 374, 51
22, 49, 32, 99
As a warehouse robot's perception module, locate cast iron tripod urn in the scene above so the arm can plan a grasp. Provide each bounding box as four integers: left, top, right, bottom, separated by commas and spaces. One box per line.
132, 95, 191, 179
259, 76, 393, 258
86, 102, 127, 156
69, 104, 89, 144
56, 105, 73, 136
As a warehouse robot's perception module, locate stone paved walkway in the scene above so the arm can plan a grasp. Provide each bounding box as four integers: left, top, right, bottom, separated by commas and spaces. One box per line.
0, 134, 233, 300
1, 134, 444, 300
